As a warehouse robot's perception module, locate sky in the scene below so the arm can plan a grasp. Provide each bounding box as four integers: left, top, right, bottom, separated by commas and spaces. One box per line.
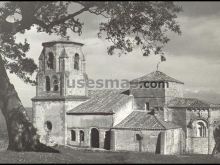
7, 1, 220, 107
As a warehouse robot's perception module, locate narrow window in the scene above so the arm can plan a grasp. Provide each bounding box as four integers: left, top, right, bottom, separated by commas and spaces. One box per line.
52, 75, 59, 91
71, 130, 76, 141
80, 130, 84, 142
46, 76, 50, 91
59, 59, 65, 71
196, 121, 207, 137
145, 102, 150, 110
44, 121, 52, 132
47, 52, 54, 69
136, 134, 143, 141
74, 53, 79, 70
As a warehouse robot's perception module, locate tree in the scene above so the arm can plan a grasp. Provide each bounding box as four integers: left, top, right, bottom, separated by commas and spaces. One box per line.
0, 1, 182, 152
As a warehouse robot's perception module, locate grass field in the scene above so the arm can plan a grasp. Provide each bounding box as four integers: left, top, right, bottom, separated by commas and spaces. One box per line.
1, 109, 220, 164
0, 144, 220, 164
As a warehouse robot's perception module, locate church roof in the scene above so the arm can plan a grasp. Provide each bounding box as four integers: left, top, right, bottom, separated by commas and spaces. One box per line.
167, 97, 212, 108
67, 89, 132, 115
130, 71, 184, 84
113, 111, 181, 130
32, 95, 90, 101
38, 47, 45, 60
42, 39, 84, 47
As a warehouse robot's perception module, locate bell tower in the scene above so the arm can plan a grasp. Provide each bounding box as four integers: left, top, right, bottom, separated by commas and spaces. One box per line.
32, 38, 89, 146
36, 38, 88, 98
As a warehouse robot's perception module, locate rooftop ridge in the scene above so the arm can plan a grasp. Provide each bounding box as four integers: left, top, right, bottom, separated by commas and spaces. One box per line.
130, 70, 184, 84
167, 97, 212, 108
42, 40, 84, 46
153, 115, 166, 130
67, 89, 131, 114
113, 111, 181, 130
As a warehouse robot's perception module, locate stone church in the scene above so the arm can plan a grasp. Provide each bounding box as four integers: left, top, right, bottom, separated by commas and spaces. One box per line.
32, 39, 220, 155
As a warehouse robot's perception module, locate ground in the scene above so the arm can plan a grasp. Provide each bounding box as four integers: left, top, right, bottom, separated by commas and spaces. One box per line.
1, 124, 220, 163
0, 144, 220, 164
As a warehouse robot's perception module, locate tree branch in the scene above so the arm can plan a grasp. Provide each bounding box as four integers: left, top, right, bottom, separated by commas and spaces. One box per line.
46, 6, 89, 28
0, 3, 89, 35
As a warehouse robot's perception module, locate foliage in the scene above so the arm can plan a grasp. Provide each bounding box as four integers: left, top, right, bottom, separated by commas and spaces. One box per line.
0, 1, 182, 84
0, 34, 37, 84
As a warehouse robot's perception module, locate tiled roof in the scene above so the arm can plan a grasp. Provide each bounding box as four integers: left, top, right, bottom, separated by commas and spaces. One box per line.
67, 89, 132, 114
113, 111, 181, 130
167, 97, 211, 108
210, 104, 220, 108
32, 95, 89, 101
130, 71, 184, 84
42, 39, 84, 46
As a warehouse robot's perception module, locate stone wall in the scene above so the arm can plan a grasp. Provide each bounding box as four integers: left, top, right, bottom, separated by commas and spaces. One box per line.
130, 82, 165, 110
164, 129, 183, 155
112, 129, 162, 153
170, 108, 220, 154
169, 108, 187, 132
41, 43, 84, 73
209, 109, 220, 154
130, 81, 183, 110
67, 128, 90, 147
66, 127, 110, 149
32, 100, 65, 145
165, 82, 183, 103
36, 72, 62, 97
66, 114, 113, 128
66, 114, 113, 147
112, 128, 183, 155
37, 42, 87, 97
186, 109, 209, 154
186, 137, 208, 154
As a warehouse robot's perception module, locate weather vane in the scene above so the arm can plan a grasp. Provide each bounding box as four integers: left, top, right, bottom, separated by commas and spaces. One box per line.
156, 55, 166, 71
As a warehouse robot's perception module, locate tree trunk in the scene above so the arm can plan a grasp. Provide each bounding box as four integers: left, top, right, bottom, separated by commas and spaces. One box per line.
0, 54, 58, 153
212, 138, 220, 156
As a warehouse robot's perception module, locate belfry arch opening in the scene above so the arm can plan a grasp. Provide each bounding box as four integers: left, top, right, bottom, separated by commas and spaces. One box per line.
74, 53, 79, 70
47, 52, 54, 69
46, 76, 50, 91
52, 75, 59, 92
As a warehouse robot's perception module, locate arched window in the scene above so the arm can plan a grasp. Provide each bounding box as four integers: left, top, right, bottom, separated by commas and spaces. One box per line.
74, 53, 79, 70
47, 52, 54, 69
136, 134, 143, 141
196, 120, 207, 137
44, 121, 52, 132
145, 102, 149, 110
52, 75, 59, 91
71, 130, 76, 141
46, 76, 50, 91
136, 133, 143, 152
80, 130, 84, 142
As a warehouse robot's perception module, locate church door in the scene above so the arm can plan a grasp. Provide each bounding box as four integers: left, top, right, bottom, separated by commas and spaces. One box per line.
91, 128, 99, 148
155, 132, 161, 154
104, 130, 111, 150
